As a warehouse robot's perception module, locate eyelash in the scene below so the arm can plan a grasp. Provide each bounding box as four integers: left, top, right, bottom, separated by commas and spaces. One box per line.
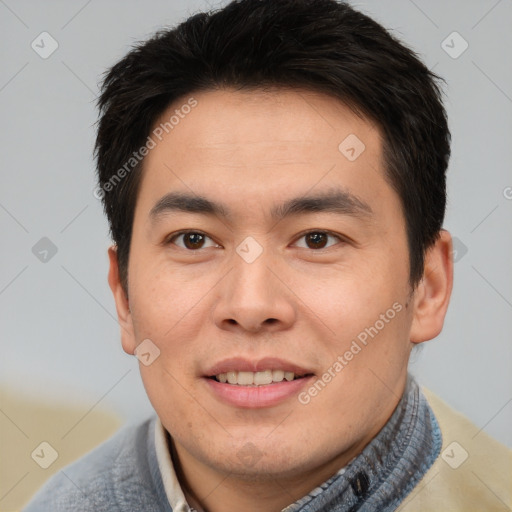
165, 229, 346, 251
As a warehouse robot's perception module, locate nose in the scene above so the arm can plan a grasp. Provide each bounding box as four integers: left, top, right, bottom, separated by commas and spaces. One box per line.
212, 248, 296, 334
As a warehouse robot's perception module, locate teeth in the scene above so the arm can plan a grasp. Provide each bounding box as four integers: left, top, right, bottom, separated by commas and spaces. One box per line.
272, 370, 284, 382
214, 370, 305, 385
237, 371, 254, 385
254, 370, 272, 385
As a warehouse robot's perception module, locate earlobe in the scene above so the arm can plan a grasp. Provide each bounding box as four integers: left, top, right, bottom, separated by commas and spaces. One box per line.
107, 245, 137, 355
410, 230, 454, 343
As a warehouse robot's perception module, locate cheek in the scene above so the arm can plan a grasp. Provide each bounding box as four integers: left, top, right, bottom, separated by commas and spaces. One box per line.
314, 267, 412, 375
139, 364, 218, 455
128, 260, 209, 340
318, 264, 405, 326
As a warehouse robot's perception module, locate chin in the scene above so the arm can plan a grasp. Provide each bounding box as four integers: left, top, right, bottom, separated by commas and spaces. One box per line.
199, 437, 326, 481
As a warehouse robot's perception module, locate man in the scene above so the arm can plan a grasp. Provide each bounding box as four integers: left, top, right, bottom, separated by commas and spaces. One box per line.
24, 0, 511, 510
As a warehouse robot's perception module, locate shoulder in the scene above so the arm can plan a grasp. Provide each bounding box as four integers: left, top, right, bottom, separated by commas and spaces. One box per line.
397, 386, 512, 511
23, 416, 164, 512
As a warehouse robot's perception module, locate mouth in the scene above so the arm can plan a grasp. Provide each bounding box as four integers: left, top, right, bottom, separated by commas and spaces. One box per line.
203, 357, 315, 408
208, 369, 314, 386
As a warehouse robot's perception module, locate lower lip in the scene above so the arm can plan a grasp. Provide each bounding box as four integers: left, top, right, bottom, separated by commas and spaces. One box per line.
203, 376, 314, 408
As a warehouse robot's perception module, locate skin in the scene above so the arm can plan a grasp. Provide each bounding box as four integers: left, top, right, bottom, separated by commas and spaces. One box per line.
108, 88, 453, 512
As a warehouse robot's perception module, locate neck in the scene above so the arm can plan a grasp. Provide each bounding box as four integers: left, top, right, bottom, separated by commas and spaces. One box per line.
173, 443, 363, 512
169, 390, 406, 512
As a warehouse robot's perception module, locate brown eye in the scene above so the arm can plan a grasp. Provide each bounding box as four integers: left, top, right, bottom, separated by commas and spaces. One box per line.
182, 233, 205, 249
294, 231, 342, 250
168, 231, 218, 250
305, 232, 328, 249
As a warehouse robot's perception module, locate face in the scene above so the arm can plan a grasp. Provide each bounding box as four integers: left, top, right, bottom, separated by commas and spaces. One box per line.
108, 88, 448, 487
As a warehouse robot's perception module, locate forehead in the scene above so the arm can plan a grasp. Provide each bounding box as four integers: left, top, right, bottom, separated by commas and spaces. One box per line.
136, 88, 393, 222
151, 87, 378, 159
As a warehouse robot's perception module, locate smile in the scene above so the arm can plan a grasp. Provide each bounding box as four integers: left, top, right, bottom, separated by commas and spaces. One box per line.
203, 357, 315, 408
211, 369, 309, 386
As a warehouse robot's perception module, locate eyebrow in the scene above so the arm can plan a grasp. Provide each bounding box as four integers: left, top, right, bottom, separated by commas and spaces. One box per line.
149, 188, 373, 224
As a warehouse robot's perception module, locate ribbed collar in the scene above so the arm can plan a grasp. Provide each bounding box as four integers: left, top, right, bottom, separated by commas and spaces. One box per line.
280, 372, 442, 511
152, 372, 441, 512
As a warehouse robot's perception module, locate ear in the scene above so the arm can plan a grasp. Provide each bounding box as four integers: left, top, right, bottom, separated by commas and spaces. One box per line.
409, 229, 454, 343
107, 245, 137, 355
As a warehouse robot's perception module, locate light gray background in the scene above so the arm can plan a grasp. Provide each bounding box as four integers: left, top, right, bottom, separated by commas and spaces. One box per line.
1, 0, 511, 451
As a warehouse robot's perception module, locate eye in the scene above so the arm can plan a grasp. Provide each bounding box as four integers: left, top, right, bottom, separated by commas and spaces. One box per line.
293, 230, 344, 250
166, 230, 220, 250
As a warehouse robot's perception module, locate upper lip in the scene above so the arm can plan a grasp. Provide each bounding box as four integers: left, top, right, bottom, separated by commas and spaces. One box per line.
205, 357, 314, 377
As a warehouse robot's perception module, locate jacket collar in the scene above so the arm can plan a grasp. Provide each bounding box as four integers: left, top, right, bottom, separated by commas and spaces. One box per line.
280, 372, 442, 511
